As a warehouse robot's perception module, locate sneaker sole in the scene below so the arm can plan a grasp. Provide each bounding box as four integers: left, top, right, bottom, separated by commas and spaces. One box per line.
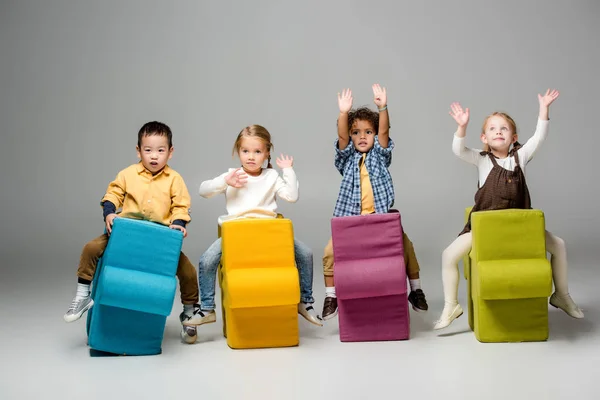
299, 312, 323, 327
321, 309, 338, 321
410, 305, 428, 313
182, 315, 217, 327
63, 299, 94, 323
180, 329, 197, 344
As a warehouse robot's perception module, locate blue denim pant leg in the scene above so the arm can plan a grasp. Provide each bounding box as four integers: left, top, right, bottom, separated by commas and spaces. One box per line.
294, 238, 315, 304
198, 238, 222, 311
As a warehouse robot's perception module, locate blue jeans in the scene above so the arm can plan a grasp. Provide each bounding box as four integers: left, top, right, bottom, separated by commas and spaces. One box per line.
198, 238, 315, 310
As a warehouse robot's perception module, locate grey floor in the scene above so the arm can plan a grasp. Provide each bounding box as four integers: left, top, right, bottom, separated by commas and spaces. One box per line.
1, 254, 598, 400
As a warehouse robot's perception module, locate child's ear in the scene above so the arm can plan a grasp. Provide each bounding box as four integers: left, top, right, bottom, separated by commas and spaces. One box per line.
480, 133, 488, 145
168, 146, 174, 160
512, 134, 518, 143
136, 146, 141, 158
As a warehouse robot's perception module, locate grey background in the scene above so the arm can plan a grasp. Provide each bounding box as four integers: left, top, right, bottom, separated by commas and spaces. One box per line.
1, 1, 599, 399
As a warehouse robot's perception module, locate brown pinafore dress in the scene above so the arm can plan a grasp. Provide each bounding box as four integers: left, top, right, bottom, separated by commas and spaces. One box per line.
460, 144, 531, 236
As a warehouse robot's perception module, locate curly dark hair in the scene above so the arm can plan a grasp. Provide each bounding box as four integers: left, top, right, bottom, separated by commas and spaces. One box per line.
347, 107, 380, 134
137, 121, 173, 148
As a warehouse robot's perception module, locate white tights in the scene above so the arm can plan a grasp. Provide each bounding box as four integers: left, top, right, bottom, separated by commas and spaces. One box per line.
441, 231, 569, 304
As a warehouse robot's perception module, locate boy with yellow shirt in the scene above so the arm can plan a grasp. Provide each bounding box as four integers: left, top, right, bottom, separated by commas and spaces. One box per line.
321, 85, 429, 321
63, 121, 205, 344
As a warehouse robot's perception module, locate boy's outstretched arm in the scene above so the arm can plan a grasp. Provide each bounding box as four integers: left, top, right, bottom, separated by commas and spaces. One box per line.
337, 88, 352, 149
373, 84, 389, 148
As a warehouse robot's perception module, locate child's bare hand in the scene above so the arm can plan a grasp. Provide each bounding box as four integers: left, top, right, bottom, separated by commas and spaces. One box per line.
337, 88, 353, 113
105, 213, 118, 235
538, 88, 559, 108
372, 84, 387, 109
170, 225, 187, 238
225, 168, 248, 188
276, 154, 294, 169
449, 102, 470, 128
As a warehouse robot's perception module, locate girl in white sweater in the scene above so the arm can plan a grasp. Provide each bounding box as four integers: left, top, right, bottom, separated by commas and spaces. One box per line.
193, 125, 322, 327
435, 89, 584, 330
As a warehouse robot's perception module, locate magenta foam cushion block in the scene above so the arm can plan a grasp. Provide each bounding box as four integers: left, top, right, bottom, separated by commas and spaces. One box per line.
332, 213, 409, 342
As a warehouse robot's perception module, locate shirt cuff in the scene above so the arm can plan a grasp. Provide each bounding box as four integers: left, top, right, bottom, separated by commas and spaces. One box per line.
102, 201, 116, 220
171, 219, 187, 228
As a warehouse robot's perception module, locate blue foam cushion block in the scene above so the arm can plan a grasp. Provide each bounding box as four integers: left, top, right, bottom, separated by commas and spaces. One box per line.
86, 218, 183, 356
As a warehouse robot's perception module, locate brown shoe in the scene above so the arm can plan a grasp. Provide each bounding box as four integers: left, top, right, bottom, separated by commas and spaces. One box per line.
321, 296, 338, 321
408, 289, 428, 312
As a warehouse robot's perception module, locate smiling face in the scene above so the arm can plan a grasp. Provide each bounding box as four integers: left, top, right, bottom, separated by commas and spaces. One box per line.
481, 114, 518, 157
350, 119, 376, 153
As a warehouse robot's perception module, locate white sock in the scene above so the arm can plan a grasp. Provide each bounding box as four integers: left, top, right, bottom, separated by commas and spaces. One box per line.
409, 279, 421, 291
325, 286, 336, 298
75, 283, 90, 300
183, 304, 195, 317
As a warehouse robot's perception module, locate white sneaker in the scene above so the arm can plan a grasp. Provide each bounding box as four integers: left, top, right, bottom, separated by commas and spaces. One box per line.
182, 306, 216, 327
298, 303, 323, 326
433, 303, 463, 330
179, 312, 198, 344
64, 296, 94, 323
550, 292, 584, 319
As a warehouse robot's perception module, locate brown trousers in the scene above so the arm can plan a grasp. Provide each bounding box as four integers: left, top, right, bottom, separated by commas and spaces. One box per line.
77, 234, 199, 304
322, 232, 421, 280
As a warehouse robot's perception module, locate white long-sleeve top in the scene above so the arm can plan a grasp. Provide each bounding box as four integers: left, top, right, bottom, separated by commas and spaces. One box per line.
452, 119, 549, 186
199, 167, 299, 225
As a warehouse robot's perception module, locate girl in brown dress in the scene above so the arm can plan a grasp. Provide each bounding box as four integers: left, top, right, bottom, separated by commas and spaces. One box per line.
434, 89, 584, 330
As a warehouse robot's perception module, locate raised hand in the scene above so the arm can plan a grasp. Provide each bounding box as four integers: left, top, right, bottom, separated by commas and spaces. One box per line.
338, 88, 353, 113
538, 89, 559, 108
372, 83, 387, 109
225, 168, 248, 188
276, 154, 294, 169
449, 102, 470, 128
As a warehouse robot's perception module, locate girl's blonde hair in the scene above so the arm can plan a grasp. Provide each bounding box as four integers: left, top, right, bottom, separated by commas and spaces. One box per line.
481, 112, 518, 153
232, 124, 274, 168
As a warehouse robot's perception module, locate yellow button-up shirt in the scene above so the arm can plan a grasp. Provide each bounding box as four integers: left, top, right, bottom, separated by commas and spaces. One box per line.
101, 162, 191, 226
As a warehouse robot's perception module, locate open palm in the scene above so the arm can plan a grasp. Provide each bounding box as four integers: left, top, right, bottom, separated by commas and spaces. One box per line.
449, 102, 470, 127
276, 154, 294, 169
538, 89, 559, 108
372, 83, 387, 108
338, 88, 353, 113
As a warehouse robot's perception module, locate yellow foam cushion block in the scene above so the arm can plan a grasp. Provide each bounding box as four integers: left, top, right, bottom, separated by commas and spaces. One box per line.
224, 305, 299, 349
223, 267, 300, 308
221, 219, 295, 270
474, 259, 552, 300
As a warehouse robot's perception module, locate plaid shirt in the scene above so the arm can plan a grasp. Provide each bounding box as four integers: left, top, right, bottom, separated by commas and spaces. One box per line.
333, 136, 395, 217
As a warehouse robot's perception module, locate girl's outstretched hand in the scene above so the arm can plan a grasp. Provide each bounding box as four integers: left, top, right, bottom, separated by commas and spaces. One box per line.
276, 154, 294, 169
338, 88, 353, 113
225, 168, 248, 188
372, 83, 387, 109
449, 102, 470, 128
538, 89, 559, 108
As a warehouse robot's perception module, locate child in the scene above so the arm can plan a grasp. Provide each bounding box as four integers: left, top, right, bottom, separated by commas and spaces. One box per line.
197, 124, 322, 327
321, 84, 429, 321
63, 121, 205, 344
435, 89, 584, 330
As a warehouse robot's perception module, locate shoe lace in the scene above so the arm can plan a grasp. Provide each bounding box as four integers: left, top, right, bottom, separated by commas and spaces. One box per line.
68, 298, 83, 312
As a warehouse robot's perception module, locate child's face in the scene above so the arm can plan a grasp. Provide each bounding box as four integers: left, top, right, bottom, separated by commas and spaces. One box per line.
350, 119, 376, 153
238, 136, 268, 176
136, 134, 173, 174
481, 115, 517, 155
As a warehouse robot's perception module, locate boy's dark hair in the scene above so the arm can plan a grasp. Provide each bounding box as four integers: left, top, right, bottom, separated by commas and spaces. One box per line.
348, 107, 380, 134
137, 121, 173, 148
